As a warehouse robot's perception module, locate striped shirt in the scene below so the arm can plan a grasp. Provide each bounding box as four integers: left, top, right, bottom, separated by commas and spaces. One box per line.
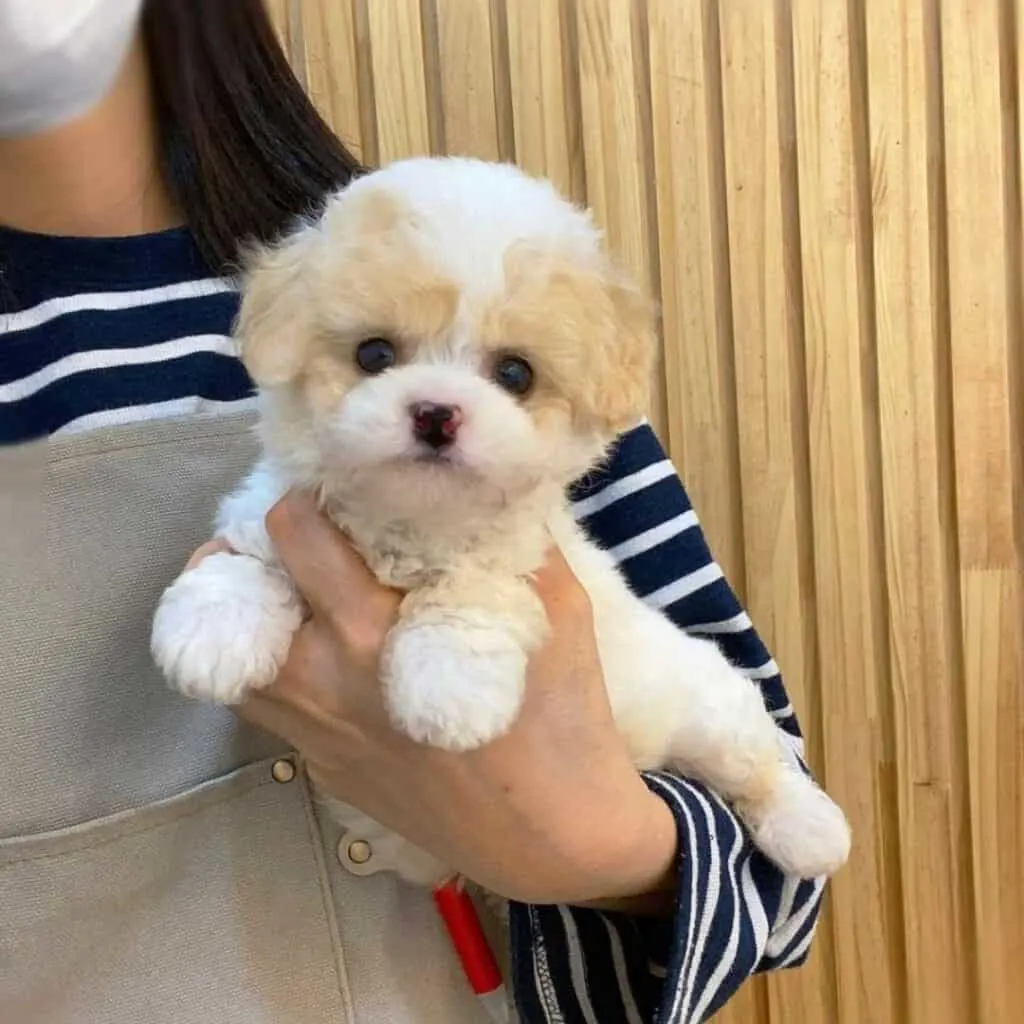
0, 225, 252, 440
0, 223, 826, 1023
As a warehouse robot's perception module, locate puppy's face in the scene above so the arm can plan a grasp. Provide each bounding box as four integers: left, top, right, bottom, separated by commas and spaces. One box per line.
237, 158, 656, 520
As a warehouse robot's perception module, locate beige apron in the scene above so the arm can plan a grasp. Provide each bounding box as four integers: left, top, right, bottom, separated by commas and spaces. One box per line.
0, 410, 498, 1023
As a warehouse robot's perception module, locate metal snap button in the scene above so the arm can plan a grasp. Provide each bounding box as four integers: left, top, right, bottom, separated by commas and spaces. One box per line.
271, 758, 296, 784
347, 839, 372, 865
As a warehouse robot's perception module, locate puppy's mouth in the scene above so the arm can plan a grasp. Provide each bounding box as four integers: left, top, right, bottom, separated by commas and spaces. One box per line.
398, 442, 469, 470
408, 448, 471, 472
412, 445, 456, 463
404, 445, 494, 488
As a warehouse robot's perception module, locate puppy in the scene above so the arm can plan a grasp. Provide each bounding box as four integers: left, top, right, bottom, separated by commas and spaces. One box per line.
151, 156, 850, 882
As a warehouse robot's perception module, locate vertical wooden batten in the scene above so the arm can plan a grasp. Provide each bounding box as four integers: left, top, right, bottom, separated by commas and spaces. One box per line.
942, 1, 1024, 1021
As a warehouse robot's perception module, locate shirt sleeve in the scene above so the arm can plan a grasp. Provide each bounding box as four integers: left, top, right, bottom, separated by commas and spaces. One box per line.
506, 424, 828, 1024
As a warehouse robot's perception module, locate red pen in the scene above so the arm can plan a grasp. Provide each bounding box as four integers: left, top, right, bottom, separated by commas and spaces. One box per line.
433, 877, 508, 1023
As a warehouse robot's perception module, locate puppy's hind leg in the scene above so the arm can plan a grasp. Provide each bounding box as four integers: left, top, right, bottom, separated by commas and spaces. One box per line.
645, 631, 850, 878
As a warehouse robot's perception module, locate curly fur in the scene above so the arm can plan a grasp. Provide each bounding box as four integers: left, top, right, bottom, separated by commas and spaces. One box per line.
151, 156, 850, 883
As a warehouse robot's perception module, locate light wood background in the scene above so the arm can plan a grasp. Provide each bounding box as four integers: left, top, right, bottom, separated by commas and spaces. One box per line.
266, 1, 1023, 1021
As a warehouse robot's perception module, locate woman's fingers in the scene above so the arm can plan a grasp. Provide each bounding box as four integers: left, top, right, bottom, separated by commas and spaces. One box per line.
531, 546, 592, 617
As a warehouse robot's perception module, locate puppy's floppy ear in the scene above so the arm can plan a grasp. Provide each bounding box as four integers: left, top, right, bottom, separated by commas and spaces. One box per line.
235, 220, 321, 387
543, 259, 657, 436
582, 267, 658, 435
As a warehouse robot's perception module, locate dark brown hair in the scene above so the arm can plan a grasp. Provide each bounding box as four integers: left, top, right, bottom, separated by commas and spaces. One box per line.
142, 0, 364, 272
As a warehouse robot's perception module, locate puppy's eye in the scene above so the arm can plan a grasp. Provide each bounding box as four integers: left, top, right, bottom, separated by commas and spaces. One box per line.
355, 337, 396, 375
493, 355, 534, 396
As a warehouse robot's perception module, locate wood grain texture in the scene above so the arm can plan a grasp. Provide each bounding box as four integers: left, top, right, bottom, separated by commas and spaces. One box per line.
790, 0, 904, 1020
363, 0, 432, 162
648, 0, 745, 587
718, 1, 834, 1018
431, 0, 501, 159
505, 0, 586, 203
865, 2, 975, 1021
297, 0, 366, 160
574, 0, 668, 442
272, 1, 1023, 1019
942, 1, 1024, 1021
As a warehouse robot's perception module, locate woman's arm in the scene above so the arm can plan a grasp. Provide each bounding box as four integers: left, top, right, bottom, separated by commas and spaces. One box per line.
507, 424, 826, 1024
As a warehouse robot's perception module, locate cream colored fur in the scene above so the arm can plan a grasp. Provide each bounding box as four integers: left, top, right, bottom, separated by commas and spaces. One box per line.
151, 156, 850, 882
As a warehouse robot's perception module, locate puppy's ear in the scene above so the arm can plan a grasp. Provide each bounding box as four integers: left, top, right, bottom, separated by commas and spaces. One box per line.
235, 221, 321, 387
585, 269, 658, 435
549, 261, 657, 436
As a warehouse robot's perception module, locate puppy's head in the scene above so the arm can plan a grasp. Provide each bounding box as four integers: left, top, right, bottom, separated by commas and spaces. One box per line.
237, 157, 656, 518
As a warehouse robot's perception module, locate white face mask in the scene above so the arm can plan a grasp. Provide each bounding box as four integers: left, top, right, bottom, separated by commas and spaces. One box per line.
0, 0, 144, 138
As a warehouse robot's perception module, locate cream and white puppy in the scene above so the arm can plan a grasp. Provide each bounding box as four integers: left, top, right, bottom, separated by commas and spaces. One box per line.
151, 156, 850, 882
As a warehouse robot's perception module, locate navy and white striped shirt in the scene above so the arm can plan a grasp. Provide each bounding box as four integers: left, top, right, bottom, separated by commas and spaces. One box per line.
0, 223, 826, 1023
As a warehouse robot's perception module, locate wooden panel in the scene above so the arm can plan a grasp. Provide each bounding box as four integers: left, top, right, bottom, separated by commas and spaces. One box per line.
362, 0, 433, 162
718, 0, 835, 1018
573, 0, 656, 288
790, 0, 904, 1020
431, 0, 502, 159
297, 0, 367, 160
864, 2, 975, 1021
942, 2, 1024, 1021
648, 0, 744, 586
575, 0, 668, 444
505, 0, 586, 202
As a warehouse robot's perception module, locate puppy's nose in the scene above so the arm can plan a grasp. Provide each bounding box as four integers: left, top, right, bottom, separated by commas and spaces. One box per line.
411, 402, 462, 449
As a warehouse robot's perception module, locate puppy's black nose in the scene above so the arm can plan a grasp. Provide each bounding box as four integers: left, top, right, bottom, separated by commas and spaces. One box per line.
411, 402, 462, 449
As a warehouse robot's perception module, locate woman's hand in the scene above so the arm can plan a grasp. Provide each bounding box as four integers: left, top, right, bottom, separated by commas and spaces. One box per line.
198, 492, 678, 909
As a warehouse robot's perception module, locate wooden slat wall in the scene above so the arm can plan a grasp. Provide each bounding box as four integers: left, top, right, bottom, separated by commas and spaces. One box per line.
267, 1, 1023, 1020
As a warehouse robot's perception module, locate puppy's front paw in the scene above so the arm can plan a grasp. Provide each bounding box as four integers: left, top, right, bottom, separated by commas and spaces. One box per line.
740, 768, 851, 878
382, 618, 527, 751
151, 552, 302, 705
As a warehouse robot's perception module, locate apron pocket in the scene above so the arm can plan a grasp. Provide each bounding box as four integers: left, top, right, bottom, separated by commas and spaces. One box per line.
0, 757, 352, 1024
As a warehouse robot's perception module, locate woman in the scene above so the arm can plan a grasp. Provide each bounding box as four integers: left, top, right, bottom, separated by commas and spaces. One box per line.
0, 2, 827, 1022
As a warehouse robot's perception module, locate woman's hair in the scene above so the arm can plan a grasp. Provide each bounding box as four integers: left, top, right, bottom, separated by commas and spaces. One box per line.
142, 0, 364, 272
